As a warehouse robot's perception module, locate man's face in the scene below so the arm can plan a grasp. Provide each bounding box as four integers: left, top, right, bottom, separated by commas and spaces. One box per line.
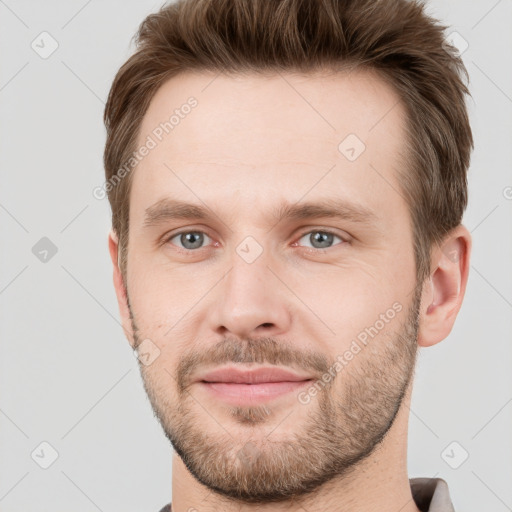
122, 69, 422, 502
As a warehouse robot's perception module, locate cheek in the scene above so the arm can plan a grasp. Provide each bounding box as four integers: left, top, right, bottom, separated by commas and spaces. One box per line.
292, 264, 407, 349
293, 259, 394, 308
134, 322, 188, 390
127, 273, 195, 360
127, 258, 195, 318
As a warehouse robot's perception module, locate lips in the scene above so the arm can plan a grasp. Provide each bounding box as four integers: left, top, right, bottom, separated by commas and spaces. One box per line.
196, 366, 313, 384
195, 366, 314, 405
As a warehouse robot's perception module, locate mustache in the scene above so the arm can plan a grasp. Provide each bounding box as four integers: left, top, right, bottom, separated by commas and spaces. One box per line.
175, 337, 330, 394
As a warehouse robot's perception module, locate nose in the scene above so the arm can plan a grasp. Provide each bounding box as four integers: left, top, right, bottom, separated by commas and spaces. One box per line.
208, 246, 293, 340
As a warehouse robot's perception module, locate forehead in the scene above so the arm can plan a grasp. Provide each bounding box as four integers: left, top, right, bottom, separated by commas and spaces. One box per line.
131, 68, 410, 230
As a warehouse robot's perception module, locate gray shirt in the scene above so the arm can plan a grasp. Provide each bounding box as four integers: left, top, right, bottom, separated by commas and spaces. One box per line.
158, 477, 455, 511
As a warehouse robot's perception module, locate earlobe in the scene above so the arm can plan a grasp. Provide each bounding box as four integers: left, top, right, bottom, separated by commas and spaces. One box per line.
108, 229, 135, 348
417, 225, 472, 348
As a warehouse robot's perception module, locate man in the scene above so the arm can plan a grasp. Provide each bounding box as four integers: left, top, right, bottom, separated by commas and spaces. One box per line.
103, 0, 473, 510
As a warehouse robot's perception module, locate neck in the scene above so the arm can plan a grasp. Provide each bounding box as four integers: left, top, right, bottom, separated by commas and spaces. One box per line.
170, 382, 421, 512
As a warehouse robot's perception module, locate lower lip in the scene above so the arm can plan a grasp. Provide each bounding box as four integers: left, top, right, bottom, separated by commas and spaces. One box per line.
198, 380, 312, 404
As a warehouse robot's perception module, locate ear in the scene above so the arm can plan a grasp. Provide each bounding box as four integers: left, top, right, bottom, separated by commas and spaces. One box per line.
108, 229, 135, 348
417, 224, 472, 348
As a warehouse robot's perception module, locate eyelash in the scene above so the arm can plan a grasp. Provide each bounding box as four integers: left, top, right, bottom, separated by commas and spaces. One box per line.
163, 228, 348, 254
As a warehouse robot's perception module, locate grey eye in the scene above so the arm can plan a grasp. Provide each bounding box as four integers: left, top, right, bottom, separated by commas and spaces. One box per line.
170, 231, 211, 250
298, 231, 342, 249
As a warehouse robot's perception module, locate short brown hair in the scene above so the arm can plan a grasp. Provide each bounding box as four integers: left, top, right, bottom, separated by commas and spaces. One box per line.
103, 0, 473, 285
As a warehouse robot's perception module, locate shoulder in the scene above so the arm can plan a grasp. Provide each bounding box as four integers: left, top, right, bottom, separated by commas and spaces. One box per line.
410, 477, 455, 512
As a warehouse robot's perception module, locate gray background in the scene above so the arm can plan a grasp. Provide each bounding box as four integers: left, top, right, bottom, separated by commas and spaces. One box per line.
1, 0, 511, 510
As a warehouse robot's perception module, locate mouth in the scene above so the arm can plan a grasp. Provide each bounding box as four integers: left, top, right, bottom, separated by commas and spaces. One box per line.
199, 380, 313, 403
194, 366, 314, 405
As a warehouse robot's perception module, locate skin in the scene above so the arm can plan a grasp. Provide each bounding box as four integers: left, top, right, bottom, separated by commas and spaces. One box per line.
108, 68, 471, 512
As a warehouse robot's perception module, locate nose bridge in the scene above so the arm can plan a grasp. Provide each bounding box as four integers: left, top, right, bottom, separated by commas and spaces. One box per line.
228, 239, 270, 301
210, 236, 291, 338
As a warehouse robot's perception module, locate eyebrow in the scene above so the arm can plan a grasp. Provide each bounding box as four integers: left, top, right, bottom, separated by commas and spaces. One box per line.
143, 197, 379, 228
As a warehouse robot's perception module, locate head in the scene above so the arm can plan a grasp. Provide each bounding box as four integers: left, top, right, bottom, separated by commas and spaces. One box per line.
104, 0, 473, 503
